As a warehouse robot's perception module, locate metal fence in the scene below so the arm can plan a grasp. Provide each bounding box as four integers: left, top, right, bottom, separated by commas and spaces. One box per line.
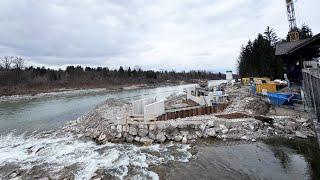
302, 66, 320, 122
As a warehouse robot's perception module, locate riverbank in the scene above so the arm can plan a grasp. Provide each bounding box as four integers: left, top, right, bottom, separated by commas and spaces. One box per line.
0, 82, 184, 103
62, 87, 316, 145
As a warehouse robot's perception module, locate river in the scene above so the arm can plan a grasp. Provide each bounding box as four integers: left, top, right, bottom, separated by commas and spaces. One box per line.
0, 84, 194, 135
0, 84, 319, 180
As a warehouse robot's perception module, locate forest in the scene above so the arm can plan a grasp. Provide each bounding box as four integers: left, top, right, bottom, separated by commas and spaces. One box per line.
0, 57, 224, 96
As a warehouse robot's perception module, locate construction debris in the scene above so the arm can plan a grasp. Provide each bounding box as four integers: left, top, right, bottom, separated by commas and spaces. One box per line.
62, 87, 315, 144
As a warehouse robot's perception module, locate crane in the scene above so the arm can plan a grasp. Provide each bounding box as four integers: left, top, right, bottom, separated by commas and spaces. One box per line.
285, 0, 299, 41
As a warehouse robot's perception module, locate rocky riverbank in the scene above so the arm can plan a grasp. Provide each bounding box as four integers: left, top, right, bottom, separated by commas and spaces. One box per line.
62, 88, 316, 145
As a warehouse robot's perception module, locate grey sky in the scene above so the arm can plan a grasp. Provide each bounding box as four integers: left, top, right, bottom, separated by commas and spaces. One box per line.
0, 0, 319, 72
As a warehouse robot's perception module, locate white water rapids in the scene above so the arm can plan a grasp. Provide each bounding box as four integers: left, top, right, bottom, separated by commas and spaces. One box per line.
0, 133, 192, 179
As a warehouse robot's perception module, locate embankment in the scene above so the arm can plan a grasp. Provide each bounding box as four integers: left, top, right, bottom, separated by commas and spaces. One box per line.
62, 93, 316, 145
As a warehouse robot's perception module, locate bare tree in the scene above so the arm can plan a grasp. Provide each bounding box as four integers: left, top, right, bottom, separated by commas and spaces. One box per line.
12, 57, 24, 70
11, 57, 24, 84
1, 56, 13, 70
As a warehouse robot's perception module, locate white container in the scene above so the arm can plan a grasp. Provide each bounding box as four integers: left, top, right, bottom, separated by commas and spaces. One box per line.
226, 70, 233, 81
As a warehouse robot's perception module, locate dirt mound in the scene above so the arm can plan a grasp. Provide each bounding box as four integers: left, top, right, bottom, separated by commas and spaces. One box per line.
224, 96, 270, 115
244, 97, 270, 115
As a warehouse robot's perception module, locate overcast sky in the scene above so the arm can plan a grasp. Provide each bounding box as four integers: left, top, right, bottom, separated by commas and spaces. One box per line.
0, 0, 319, 72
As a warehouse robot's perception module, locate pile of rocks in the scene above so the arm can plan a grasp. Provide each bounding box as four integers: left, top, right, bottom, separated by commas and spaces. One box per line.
224, 96, 270, 115
65, 114, 220, 144
62, 98, 315, 145
220, 116, 315, 141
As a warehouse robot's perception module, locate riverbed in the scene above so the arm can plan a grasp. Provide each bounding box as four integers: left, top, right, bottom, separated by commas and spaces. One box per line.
0, 84, 319, 180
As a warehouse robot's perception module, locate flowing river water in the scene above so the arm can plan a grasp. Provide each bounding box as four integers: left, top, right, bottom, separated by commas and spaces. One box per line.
0, 84, 319, 180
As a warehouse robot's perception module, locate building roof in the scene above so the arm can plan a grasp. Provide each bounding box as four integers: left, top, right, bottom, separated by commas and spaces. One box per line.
275, 33, 320, 56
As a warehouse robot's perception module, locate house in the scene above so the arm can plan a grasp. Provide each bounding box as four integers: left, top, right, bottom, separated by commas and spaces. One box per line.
275, 33, 320, 82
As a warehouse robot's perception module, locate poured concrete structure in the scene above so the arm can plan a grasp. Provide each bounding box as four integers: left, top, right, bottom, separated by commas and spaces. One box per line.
185, 85, 228, 106
133, 97, 165, 122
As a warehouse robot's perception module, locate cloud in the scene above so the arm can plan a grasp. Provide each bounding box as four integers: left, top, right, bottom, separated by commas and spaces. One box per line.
0, 0, 319, 72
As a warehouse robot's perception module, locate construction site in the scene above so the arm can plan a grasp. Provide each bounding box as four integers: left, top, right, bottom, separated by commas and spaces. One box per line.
60, 0, 320, 146
60, 76, 313, 146
1, 1, 320, 180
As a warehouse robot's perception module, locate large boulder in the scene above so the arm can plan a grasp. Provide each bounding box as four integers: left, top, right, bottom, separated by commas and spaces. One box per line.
149, 124, 156, 131
138, 125, 148, 137
240, 135, 249, 140
129, 126, 137, 136
296, 118, 309, 123
295, 131, 307, 139
187, 132, 197, 140
148, 130, 157, 140
207, 120, 215, 128
156, 132, 166, 143
165, 126, 179, 140
182, 136, 188, 144
134, 136, 141, 142
98, 133, 106, 141
125, 134, 134, 142
199, 124, 206, 131
286, 121, 297, 131
139, 137, 154, 144
116, 125, 123, 133
205, 128, 216, 137
267, 127, 274, 135
174, 135, 183, 142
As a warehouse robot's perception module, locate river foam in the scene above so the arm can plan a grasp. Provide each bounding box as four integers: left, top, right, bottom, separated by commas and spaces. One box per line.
0, 133, 192, 179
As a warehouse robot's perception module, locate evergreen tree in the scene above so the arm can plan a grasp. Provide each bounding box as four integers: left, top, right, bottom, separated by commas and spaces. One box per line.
127, 67, 132, 77
300, 24, 313, 39
118, 66, 125, 77
237, 27, 283, 79
264, 26, 279, 46
286, 24, 313, 41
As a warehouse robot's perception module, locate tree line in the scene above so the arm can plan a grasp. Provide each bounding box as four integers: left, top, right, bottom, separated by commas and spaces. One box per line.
237, 25, 314, 79
0, 56, 225, 95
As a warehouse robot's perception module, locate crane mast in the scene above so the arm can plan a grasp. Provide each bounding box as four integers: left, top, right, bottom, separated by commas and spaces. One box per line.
286, 0, 299, 41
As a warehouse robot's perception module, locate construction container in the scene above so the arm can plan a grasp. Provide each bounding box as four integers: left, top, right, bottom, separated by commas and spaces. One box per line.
242, 77, 271, 86
226, 70, 233, 82
256, 83, 277, 93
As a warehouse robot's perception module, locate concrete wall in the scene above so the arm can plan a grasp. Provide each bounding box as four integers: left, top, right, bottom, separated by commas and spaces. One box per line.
133, 100, 143, 115
133, 97, 165, 121
133, 97, 156, 115
302, 68, 320, 122
208, 80, 227, 88
144, 100, 165, 121
185, 86, 227, 106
